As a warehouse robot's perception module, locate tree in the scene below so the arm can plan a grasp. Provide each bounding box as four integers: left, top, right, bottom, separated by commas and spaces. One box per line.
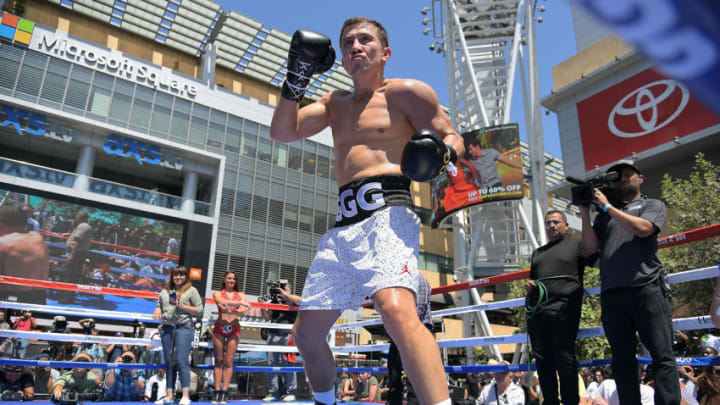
2, 0, 27, 16
660, 153, 720, 317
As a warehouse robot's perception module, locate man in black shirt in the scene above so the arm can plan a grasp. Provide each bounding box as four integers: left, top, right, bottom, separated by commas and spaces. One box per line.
259, 281, 300, 402
525, 210, 594, 405
581, 159, 680, 405
465, 372, 482, 402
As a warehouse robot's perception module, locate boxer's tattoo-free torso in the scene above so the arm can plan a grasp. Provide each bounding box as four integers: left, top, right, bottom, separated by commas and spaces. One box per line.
326, 79, 416, 187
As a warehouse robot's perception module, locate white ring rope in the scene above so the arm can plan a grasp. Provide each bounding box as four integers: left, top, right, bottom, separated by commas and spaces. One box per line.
2, 265, 717, 355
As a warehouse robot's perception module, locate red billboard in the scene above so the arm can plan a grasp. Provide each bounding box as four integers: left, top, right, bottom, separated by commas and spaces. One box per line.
577, 68, 720, 170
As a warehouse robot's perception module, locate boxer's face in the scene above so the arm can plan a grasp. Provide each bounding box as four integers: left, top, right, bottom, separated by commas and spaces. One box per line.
341, 23, 390, 76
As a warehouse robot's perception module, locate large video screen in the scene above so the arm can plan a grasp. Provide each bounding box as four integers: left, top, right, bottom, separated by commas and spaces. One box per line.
430, 123, 524, 227
0, 186, 185, 314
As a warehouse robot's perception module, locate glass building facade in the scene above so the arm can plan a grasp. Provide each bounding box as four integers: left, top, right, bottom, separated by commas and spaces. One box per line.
0, 37, 454, 298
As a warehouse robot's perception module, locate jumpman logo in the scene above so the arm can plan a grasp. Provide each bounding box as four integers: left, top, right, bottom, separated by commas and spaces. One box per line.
399, 265, 411, 276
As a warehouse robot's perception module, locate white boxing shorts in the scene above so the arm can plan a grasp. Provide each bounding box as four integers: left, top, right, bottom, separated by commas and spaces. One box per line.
300, 176, 420, 311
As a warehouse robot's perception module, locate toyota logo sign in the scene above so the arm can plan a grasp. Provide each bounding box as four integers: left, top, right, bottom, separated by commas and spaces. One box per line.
609, 80, 689, 138
576, 68, 720, 171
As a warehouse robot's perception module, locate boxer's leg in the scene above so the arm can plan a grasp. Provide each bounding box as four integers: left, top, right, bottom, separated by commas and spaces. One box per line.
292, 309, 341, 402
375, 287, 449, 405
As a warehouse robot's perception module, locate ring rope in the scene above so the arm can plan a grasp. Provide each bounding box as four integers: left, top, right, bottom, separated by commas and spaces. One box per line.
2, 313, 713, 353
2, 265, 717, 332
2, 356, 720, 374
46, 241, 177, 268
40, 230, 179, 260
48, 255, 169, 281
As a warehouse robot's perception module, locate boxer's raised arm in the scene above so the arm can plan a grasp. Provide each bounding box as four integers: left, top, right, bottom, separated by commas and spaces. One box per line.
271, 95, 330, 143
270, 29, 335, 143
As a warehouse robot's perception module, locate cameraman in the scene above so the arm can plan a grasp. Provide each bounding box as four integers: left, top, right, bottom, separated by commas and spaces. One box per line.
580, 160, 679, 404
258, 281, 300, 402
51, 354, 101, 401
0, 365, 34, 401
104, 351, 144, 401
48, 316, 73, 361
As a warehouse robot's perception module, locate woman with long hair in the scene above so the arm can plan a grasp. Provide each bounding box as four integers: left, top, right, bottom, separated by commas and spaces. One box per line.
211, 272, 249, 404
153, 266, 203, 405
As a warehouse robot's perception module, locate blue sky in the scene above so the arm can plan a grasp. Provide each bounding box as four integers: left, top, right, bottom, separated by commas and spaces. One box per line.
218, 0, 577, 158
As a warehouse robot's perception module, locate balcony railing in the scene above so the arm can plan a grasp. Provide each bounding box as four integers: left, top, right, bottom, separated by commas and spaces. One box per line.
0, 157, 212, 216
0, 157, 77, 188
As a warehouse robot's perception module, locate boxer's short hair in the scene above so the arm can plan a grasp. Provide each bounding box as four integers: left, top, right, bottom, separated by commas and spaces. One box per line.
339, 17, 389, 51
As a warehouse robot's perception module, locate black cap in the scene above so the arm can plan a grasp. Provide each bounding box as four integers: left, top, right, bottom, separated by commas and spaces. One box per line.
607, 159, 641, 175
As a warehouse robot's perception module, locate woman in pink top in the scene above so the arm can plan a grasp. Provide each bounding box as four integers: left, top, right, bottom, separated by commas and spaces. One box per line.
211, 272, 249, 404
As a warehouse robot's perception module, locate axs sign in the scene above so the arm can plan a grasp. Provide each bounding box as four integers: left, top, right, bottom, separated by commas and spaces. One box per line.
103, 134, 183, 170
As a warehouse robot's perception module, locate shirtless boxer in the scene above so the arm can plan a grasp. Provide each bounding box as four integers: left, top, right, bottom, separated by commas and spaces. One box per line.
0, 205, 49, 304
270, 17, 464, 405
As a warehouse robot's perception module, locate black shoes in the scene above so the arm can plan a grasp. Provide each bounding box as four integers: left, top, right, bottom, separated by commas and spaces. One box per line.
212, 390, 227, 404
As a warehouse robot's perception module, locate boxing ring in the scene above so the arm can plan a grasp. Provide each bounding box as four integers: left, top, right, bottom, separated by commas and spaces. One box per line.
0, 222, 718, 403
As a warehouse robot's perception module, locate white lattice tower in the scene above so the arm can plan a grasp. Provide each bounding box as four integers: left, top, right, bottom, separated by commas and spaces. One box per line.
442, 0, 521, 130
429, 0, 550, 362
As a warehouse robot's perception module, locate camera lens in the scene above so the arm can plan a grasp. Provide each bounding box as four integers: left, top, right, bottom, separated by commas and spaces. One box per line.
122, 355, 133, 363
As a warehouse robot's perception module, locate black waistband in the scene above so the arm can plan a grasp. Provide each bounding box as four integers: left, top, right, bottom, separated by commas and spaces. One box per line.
334, 175, 412, 228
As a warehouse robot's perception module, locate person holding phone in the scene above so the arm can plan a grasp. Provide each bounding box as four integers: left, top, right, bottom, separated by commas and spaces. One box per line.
11, 310, 35, 359
153, 267, 203, 405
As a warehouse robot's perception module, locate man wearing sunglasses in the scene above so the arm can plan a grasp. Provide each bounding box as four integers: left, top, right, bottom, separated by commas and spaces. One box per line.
525, 210, 595, 405
0, 365, 34, 401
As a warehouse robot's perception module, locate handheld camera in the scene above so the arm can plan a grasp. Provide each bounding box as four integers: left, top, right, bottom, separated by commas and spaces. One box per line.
567, 171, 621, 207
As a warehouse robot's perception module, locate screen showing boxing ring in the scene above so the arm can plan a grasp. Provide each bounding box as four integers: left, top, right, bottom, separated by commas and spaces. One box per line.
0, 186, 189, 314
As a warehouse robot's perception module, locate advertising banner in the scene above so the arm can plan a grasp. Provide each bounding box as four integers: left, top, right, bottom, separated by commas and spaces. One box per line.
0, 186, 189, 314
430, 124, 523, 227
577, 68, 720, 170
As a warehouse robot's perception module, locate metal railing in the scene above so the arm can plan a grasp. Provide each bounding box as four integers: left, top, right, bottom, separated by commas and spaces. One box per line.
0, 157, 213, 216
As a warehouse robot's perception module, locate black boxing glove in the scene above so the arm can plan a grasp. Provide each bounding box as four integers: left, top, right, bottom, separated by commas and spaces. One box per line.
401, 129, 458, 182
282, 29, 336, 102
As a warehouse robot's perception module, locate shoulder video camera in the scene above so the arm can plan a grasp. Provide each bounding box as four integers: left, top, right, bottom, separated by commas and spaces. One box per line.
567, 171, 621, 207
262, 279, 288, 304
53, 316, 67, 333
